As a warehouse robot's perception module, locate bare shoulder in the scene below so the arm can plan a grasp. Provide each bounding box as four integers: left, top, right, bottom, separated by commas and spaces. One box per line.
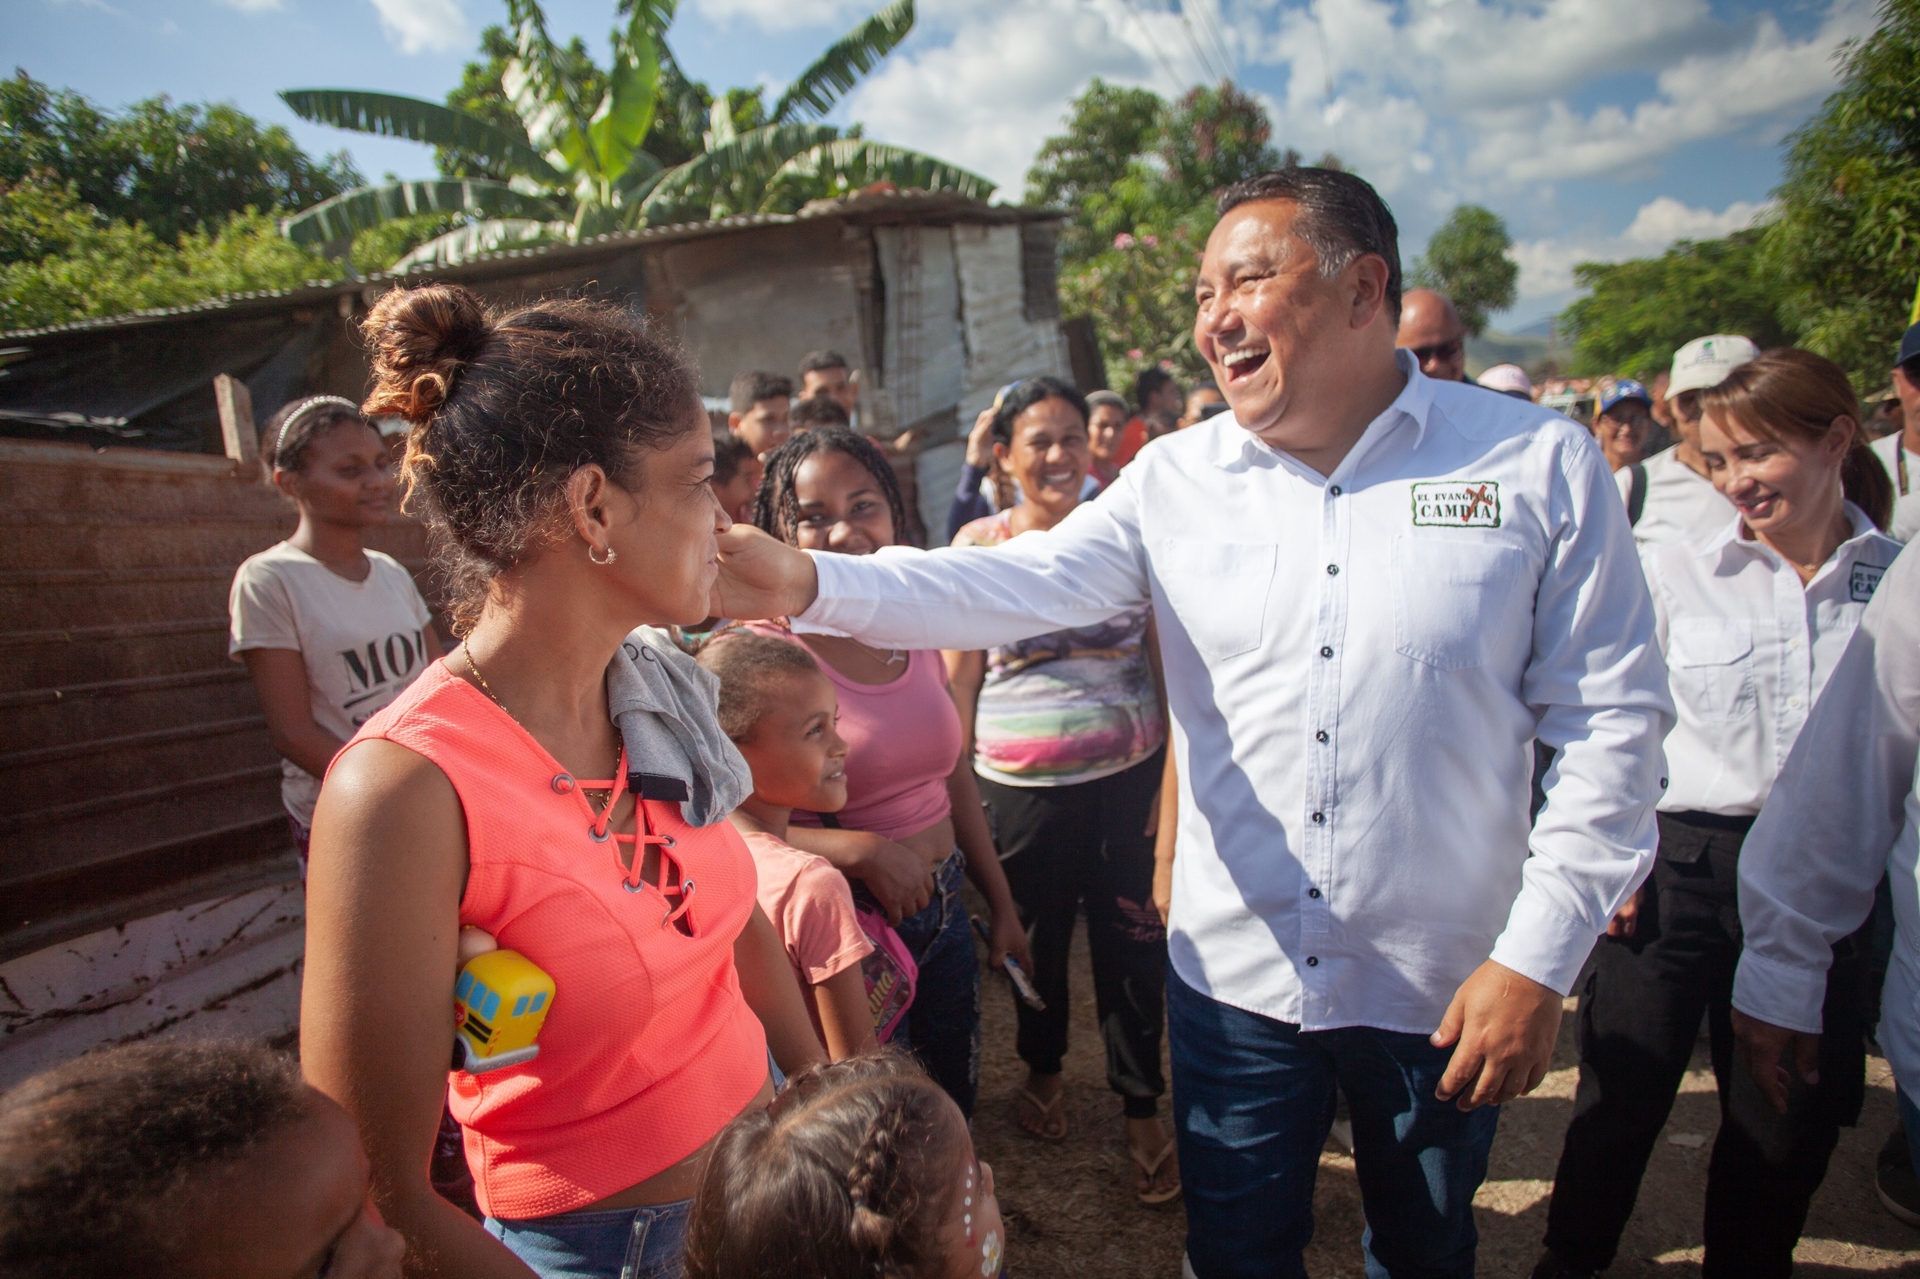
311, 738, 466, 889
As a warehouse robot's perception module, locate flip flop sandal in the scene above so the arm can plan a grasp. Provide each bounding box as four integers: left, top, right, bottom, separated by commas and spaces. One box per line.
1016, 1085, 1068, 1141
1129, 1136, 1182, 1205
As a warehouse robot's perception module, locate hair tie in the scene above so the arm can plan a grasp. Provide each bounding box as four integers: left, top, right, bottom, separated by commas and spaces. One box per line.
274, 396, 364, 468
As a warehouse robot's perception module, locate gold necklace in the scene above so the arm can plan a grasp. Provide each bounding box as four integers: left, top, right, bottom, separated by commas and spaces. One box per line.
464, 639, 619, 795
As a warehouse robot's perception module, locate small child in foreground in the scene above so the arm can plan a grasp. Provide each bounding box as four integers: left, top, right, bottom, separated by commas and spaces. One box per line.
701, 633, 880, 1059
0, 1040, 404, 1279
684, 1051, 1005, 1279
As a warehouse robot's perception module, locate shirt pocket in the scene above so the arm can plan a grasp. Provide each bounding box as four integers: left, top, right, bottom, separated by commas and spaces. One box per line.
1666, 618, 1756, 722
1391, 536, 1524, 671
1156, 539, 1277, 662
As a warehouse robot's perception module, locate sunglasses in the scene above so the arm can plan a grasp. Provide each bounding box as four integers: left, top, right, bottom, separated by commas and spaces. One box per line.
1408, 339, 1463, 365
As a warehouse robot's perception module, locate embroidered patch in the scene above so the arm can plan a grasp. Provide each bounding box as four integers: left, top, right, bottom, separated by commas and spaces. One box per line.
1852, 562, 1887, 603
1411, 481, 1502, 528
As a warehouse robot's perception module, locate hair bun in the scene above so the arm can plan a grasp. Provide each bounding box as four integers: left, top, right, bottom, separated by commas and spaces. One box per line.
360, 284, 491, 425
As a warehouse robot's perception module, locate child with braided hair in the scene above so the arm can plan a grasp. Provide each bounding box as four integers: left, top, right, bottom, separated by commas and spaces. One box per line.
684, 1051, 1006, 1279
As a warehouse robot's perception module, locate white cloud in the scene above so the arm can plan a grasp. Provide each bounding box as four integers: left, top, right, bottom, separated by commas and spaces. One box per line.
367, 0, 468, 55
694, 0, 862, 33
1509, 196, 1773, 305
215, 0, 285, 11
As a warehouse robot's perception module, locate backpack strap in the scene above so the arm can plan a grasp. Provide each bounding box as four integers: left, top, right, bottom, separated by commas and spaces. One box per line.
1626, 462, 1648, 527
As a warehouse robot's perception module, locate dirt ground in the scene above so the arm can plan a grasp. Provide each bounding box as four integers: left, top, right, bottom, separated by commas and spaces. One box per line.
970, 921, 1920, 1278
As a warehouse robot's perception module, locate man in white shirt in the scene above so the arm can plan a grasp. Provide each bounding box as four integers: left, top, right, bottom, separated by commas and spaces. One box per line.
714, 168, 1672, 1279
1869, 323, 1920, 540
1731, 541, 1920, 1228
1617, 334, 1752, 546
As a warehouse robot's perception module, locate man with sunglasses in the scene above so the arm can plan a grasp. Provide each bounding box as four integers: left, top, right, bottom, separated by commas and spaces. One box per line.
1396, 288, 1469, 383
1621, 334, 1756, 547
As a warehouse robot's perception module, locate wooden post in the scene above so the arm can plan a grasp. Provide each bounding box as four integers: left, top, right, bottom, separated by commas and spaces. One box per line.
213, 374, 258, 466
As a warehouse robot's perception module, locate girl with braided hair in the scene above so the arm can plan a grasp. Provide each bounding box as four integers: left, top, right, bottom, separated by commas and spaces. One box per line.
684, 1051, 1006, 1279
743, 427, 1031, 1121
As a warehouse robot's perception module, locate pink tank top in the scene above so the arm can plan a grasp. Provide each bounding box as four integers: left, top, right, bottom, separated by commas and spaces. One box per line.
346, 662, 769, 1219
743, 625, 961, 841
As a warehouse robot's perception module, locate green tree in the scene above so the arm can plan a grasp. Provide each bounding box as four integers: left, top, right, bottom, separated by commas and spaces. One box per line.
1561, 229, 1792, 377
0, 71, 359, 244
1059, 223, 1212, 388
1762, 0, 1920, 388
1411, 205, 1518, 336
0, 181, 339, 331
1025, 79, 1163, 263
1159, 82, 1282, 203
280, 0, 992, 269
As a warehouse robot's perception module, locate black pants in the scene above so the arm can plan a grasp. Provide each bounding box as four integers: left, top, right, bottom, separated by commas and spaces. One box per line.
979, 747, 1167, 1119
1544, 811, 1871, 1277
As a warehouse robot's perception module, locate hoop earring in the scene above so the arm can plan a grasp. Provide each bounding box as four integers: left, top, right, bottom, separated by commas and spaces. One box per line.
587, 544, 618, 566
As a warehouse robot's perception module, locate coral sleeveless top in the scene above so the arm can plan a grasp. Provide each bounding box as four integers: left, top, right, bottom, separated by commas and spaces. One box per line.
349, 662, 768, 1219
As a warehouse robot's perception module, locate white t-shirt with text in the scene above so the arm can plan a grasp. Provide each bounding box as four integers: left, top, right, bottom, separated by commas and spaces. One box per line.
228, 542, 435, 826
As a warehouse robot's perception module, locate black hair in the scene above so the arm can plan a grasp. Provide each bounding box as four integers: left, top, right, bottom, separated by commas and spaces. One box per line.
684, 1050, 963, 1279
730, 371, 793, 415
798, 350, 850, 377
1132, 367, 1174, 412
0, 1040, 308, 1279
361, 282, 702, 633
1217, 167, 1403, 322
261, 395, 372, 474
712, 430, 759, 488
989, 375, 1089, 446
697, 632, 827, 740
754, 425, 909, 549
791, 395, 852, 432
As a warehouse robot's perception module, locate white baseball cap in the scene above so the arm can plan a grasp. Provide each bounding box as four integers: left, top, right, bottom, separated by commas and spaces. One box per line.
1667, 334, 1761, 399
1477, 364, 1533, 397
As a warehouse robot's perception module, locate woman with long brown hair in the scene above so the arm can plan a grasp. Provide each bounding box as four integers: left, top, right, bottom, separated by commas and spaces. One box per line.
1534, 348, 1900, 1279
299, 283, 823, 1279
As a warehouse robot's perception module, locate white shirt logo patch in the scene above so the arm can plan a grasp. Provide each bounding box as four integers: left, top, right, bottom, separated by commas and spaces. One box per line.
1852, 563, 1887, 603
1411, 481, 1502, 528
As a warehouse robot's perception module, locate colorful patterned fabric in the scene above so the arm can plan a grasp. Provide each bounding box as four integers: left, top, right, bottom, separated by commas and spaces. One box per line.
952, 511, 1165, 787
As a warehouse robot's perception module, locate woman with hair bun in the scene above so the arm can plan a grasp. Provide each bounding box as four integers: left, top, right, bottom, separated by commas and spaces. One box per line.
1535, 348, 1902, 1278
299, 283, 824, 1279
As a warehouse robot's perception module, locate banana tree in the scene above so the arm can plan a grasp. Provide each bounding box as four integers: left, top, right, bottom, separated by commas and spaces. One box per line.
279, 0, 993, 269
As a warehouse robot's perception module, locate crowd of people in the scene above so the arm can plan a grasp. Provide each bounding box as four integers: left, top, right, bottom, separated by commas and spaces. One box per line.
7, 165, 1920, 1279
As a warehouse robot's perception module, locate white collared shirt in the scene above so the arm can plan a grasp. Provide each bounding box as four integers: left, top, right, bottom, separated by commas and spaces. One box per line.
798, 354, 1673, 1033
1617, 445, 1737, 547
1732, 539, 1920, 1095
1870, 433, 1920, 541
1648, 506, 1900, 817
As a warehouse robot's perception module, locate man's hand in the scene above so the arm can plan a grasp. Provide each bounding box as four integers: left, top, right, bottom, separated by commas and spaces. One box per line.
1432, 960, 1563, 1110
964, 408, 997, 470
1606, 886, 1643, 939
847, 833, 936, 924
712, 524, 819, 621
1733, 1008, 1821, 1115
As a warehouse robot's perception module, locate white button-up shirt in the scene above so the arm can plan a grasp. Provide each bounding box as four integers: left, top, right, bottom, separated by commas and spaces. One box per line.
1617, 445, 1737, 548
1870, 433, 1920, 541
1648, 506, 1900, 817
799, 356, 1673, 1033
1733, 539, 1920, 1093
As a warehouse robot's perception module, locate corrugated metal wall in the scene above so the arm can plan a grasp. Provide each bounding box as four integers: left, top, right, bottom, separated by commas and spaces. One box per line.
0, 438, 434, 961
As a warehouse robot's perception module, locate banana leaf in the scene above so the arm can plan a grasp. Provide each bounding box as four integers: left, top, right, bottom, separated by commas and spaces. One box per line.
759, 138, 994, 210
280, 90, 566, 187
772, 0, 915, 123
389, 219, 574, 272
280, 181, 562, 245
588, 5, 662, 184
504, 0, 600, 176
639, 123, 841, 224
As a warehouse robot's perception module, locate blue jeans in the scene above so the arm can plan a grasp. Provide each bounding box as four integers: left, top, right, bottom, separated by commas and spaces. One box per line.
1903, 1088, 1920, 1175
889, 850, 981, 1118
486, 1199, 691, 1279
1168, 968, 1498, 1279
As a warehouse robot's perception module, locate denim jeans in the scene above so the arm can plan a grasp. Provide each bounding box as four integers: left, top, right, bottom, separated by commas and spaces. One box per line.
1905, 1089, 1920, 1174
1167, 967, 1498, 1279
486, 1198, 691, 1279
888, 850, 981, 1118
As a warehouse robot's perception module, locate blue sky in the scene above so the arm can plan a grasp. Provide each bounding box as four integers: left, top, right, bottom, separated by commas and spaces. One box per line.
7, 0, 1878, 327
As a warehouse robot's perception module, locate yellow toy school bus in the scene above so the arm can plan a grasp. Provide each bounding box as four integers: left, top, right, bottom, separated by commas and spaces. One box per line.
454, 950, 555, 1074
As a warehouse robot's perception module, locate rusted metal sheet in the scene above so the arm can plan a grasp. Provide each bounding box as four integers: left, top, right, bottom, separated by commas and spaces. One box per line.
0, 880, 304, 1089
952, 223, 1072, 418
0, 438, 433, 960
